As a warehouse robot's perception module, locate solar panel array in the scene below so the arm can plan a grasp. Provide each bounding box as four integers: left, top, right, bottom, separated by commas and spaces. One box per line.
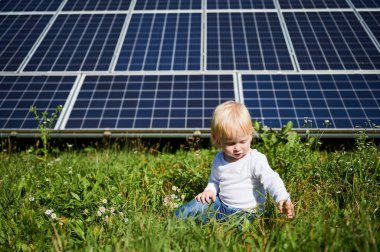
0, 0, 379, 138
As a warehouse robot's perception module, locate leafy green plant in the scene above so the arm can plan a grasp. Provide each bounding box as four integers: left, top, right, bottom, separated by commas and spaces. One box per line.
253, 120, 300, 153
29, 105, 63, 171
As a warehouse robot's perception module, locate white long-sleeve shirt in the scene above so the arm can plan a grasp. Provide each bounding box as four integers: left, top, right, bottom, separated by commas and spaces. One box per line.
204, 149, 290, 209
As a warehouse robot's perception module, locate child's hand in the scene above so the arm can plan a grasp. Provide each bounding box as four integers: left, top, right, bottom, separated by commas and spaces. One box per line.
195, 190, 216, 204
277, 199, 294, 219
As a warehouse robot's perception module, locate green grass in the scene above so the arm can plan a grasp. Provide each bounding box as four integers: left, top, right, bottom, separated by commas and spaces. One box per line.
0, 134, 379, 251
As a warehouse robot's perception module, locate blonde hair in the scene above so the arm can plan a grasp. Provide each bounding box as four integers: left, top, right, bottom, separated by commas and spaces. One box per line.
211, 101, 254, 146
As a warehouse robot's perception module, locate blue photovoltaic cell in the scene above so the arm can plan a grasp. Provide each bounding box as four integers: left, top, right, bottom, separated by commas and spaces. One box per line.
242, 74, 380, 129
207, 0, 275, 9
65, 75, 235, 129
284, 12, 380, 70
115, 13, 201, 71
0, 15, 51, 72
0, 0, 62, 12
63, 0, 131, 11
351, 0, 380, 8
0, 75, 76, 129
207, 12, 293, 70
24, 14, 126, 72
135, 0, 201, 10
360, 12, 380, 44
278, 0, 350, 9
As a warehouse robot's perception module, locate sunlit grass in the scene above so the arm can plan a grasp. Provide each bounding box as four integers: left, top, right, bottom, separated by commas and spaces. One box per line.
0, 134, 379, 251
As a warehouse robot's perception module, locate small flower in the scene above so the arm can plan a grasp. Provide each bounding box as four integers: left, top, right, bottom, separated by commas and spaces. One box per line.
102, 199, 108, 204
172, 186, 178, 192
45, 209, 53, 216
29, 197, 35, 202
97, 211, 102, 217
119, 211, 124, 217
45, 178, 50, 182
99, 206, 106, 213
83, 209, 89, 215
51, 213, 57, 219
59, 222, 63, 226
170, 194, 176, 200
110, 207, 115, 214
124, 218, 129, 223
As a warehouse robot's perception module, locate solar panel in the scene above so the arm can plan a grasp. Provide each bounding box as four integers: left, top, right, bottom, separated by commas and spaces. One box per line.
63, 0, 132, 11
242, 74, 380, 129
64, 75, 235, 129
0, 75, 76, 129
350, 0, 380, 8
115, 13, 201, 71
0, 1, 379, 137
135, 0, 202, 10
278, 0, 350, 9
0, 15, 51, 72
207, 12, 294, 70
359, 12, 380, 44
24, 14, 126, 72
284, 11, 380, 70
207, 0, 275, 9
0, 0, 62, 12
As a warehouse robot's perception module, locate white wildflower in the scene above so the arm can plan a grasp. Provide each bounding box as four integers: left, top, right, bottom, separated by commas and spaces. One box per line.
172, 186, 178, 192
119, 211, 124, 217
102, 199, 108, 204
45, 209, 53, 216
51, 213, 57, 219
99, 206, 106, 213
59, 222, 63, 226
170, 194, 176, 200
97, 211, 102, 217
29, 197, 35, 202
110, 207, 115, 214
124, 218, 129, 223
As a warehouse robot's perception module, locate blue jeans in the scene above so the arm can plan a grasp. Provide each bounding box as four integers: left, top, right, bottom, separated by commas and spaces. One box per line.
175, 197, 257, 224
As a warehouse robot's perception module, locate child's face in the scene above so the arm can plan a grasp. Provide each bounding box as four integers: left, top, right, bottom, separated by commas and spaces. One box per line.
220, 134, 252, 162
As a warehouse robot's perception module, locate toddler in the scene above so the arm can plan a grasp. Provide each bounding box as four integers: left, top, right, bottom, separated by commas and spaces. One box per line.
175, 101, 294, 223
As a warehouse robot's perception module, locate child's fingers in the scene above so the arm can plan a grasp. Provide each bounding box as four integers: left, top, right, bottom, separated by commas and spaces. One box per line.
285, 201, 294, 219
211, 194, 216, 202
277, 200, 285, 213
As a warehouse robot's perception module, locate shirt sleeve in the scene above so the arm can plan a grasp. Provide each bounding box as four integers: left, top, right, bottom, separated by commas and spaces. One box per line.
254, 153, 290, 203
204, 154, 220, 194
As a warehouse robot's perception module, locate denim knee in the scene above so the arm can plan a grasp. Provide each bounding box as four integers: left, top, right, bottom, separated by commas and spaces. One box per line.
175, 199, 212, 219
